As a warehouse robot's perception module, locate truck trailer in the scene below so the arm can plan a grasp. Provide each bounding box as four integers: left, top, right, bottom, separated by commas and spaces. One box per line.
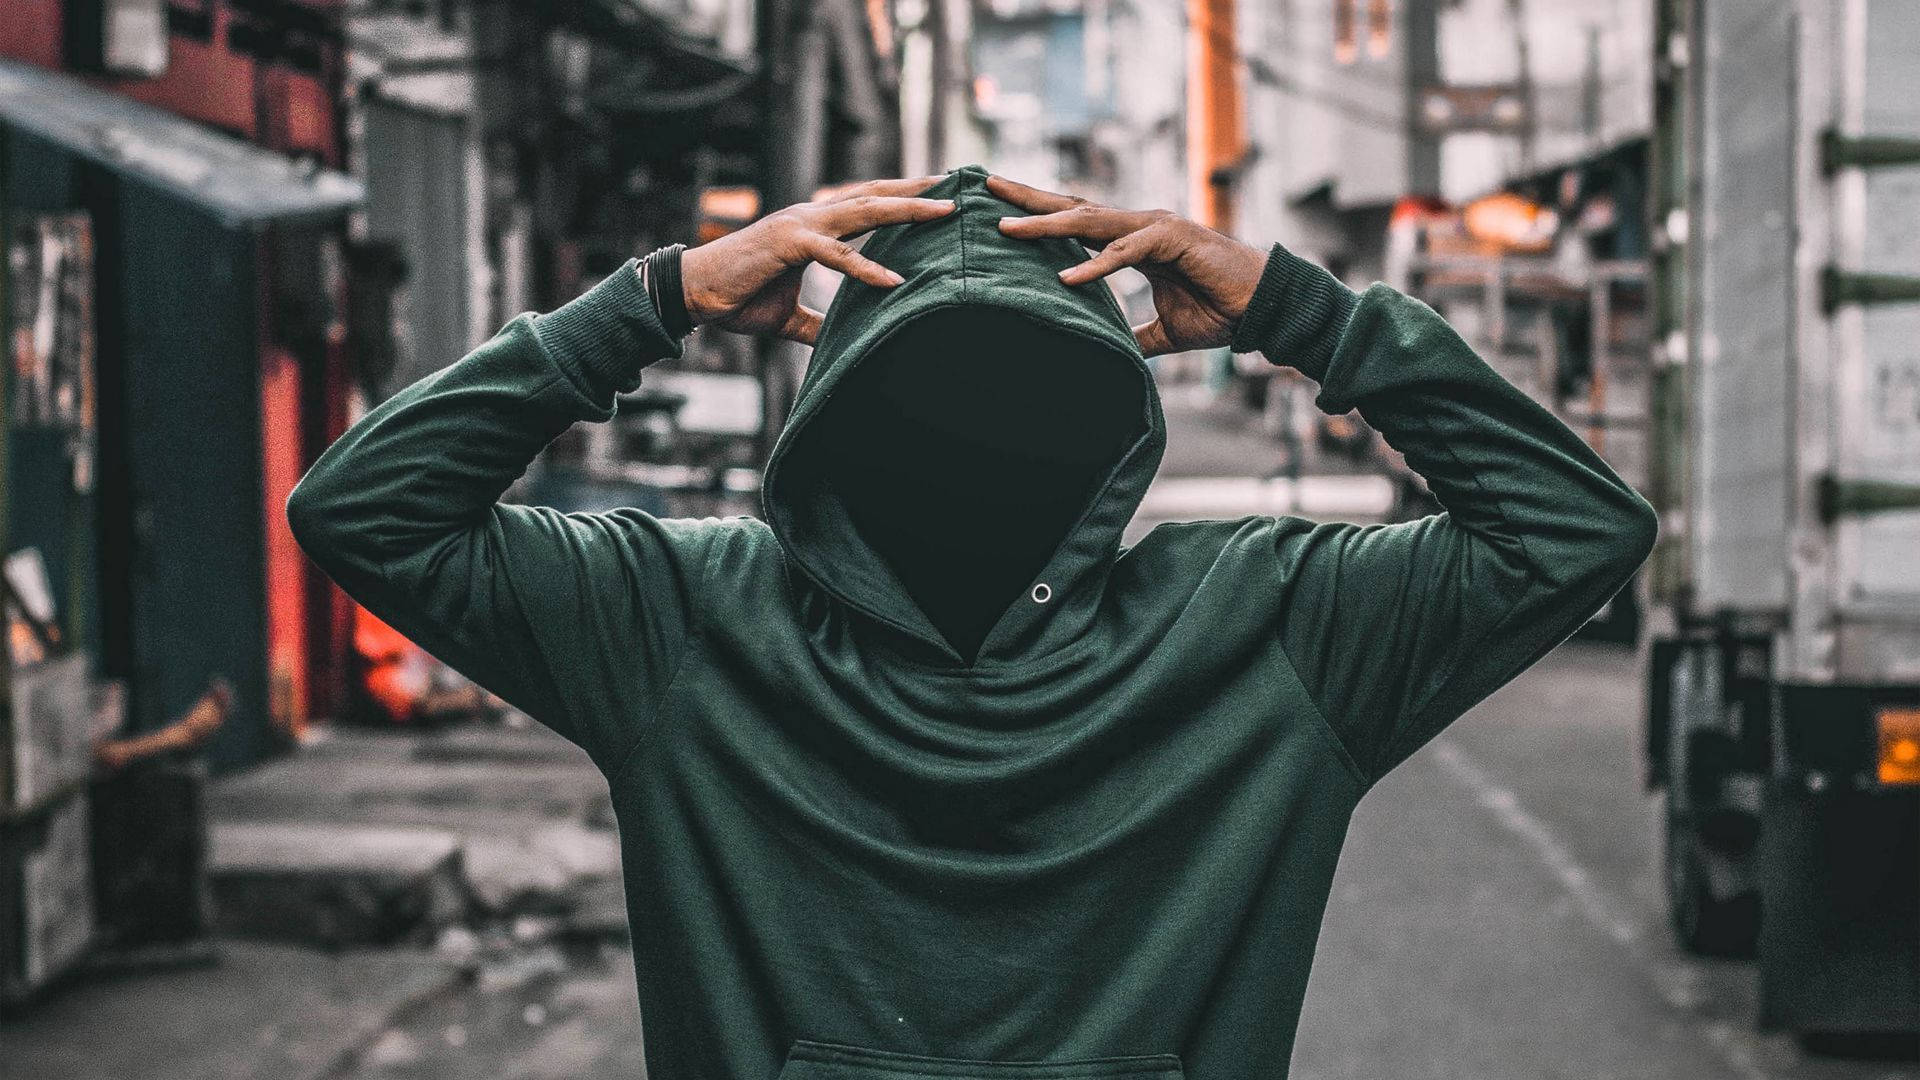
1645, 0, 1919, 1035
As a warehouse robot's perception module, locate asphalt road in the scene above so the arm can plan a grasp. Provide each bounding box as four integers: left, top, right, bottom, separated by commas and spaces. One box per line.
1294, 641, 1917, 1080
341, 644, 1917, 1080
342, 394, 1917, 1080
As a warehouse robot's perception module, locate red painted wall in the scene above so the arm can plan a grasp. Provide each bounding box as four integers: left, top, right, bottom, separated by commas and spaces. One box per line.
0, 0, 65, 66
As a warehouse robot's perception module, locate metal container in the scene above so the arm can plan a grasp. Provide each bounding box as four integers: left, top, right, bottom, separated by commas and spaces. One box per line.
3, 653, 94, 817
0, 788, 94, 1007
1684, 0, 1920, 683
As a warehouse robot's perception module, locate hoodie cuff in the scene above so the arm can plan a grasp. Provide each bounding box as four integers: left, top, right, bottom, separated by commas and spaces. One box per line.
530, 257, 684, 401
1229, 243, 1360, 384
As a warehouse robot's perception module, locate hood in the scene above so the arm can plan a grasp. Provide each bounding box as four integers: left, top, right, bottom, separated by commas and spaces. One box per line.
761, 165, 1167, 667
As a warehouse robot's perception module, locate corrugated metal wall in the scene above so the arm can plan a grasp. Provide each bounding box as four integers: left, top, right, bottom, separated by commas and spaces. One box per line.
361, 99, 472, 398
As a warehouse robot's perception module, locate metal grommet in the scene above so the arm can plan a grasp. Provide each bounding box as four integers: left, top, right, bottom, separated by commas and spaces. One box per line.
1030, 582, 1053, 604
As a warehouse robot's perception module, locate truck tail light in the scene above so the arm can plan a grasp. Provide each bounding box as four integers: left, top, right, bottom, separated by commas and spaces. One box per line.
1877, 707, 1920, 786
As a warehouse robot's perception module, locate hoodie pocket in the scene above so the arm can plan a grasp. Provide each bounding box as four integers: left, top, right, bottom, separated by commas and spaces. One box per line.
778, 1040, 1184, 1080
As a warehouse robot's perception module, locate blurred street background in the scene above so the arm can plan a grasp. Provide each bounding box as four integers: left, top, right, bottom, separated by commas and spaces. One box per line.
1, 1, 1916, 1077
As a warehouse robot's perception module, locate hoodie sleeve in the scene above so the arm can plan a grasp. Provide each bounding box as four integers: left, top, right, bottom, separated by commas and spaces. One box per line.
287, 258, 715, 773
1230, 244, 1657, 785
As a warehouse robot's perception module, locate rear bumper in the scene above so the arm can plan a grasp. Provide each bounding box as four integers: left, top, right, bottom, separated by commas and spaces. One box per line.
1758, 785, 1920, 1033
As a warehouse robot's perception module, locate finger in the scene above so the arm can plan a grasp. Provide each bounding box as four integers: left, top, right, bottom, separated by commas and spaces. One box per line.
811, 195, 956, 239
814, 176, 945, 203
1132, 318, 1175, 357
801, 233, 906, 288
1057, 224, 1179, 285
999, 205, 1161, 245
778, 305, 825, 346
984, 174, 1088, 214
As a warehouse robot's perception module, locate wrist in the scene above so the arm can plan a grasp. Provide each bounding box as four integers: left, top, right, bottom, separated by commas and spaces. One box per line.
1218, 242, 1267, 323
641, 243, 693, 339
678, 244, 724, 325
1228, 243, 1359, 383
530, 256, 684, 396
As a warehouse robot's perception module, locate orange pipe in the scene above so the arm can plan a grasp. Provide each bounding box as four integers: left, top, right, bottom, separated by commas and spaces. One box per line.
1187, 0, 1244, 233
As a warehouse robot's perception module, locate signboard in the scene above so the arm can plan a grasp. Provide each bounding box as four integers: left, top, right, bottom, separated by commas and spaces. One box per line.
1417, 83, 1528, 134
8, 212, 96, 437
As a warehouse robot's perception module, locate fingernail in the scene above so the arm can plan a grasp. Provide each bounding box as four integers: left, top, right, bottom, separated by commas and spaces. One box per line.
1057, 268, 1074, 281
885, 270, 905, 285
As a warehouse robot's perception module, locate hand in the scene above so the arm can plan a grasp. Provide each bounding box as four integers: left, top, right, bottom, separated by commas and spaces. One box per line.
988, 175, 1267, 357
679, 178, 957, 345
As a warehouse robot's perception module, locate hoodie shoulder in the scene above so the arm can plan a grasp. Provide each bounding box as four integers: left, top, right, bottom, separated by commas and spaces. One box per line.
1116, 516, 1281, 592
1117, 513, 1355, 601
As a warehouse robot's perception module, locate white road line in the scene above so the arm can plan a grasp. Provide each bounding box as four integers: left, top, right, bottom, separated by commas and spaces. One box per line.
1428, 738, 1779, 1080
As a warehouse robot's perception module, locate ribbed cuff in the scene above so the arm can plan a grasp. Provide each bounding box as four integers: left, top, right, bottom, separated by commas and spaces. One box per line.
530, 257, 684, 400
1229, 243, 1360, 383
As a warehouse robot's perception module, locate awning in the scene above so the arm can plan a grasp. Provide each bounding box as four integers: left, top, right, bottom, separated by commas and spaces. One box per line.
0, 57, 362, 228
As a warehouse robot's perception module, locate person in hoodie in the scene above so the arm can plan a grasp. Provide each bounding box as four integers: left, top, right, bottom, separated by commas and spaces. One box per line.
288, 167, 1656, 1080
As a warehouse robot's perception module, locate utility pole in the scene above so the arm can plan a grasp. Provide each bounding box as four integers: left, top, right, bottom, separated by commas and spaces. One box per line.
752, 0, 900, 462
1403, 0, 1441, 196
753, 0, 823, 463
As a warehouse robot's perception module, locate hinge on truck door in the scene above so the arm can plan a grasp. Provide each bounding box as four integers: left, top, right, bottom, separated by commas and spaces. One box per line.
1816, 475, 1920, 525
1820, 267, 1920, 314
1820, 128, 1920, 174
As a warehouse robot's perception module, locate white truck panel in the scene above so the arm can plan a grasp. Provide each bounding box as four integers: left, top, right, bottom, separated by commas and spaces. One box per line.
1692, 0, 1920, 682
1824, 0, 1920, 678
1839, 0, 1920, 612
1691, 1, 1795, 612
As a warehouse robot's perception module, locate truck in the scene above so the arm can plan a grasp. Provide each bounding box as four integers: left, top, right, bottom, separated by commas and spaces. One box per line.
1644, 0, 1920, 1035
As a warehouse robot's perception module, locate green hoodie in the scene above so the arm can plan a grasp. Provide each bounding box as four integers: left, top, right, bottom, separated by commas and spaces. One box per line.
288, 165, 1655, 1080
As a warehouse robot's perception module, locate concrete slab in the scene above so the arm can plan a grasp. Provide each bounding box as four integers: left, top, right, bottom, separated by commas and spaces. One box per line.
210, 726, 612, 830
209, 822, 467, 948
462, 821, 621, 917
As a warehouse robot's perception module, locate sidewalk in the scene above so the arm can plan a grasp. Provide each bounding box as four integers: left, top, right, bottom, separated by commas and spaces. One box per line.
207, 720, 625, 937
3, 943, 466, 1080
2, 719, 632, 1080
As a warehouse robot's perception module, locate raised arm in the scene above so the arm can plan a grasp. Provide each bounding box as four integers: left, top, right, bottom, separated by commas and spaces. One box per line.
289, 181, 957, 770
1230, 249, 1656, 782
991, 176, 1657, 785
285, 260, 705, 770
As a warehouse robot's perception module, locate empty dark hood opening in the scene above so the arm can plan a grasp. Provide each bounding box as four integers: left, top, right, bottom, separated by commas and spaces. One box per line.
785, 304, 1149, 661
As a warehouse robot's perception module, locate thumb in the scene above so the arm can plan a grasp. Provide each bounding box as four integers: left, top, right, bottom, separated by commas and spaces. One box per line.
778, 304, 825, 346
1132, 318, 1174, 358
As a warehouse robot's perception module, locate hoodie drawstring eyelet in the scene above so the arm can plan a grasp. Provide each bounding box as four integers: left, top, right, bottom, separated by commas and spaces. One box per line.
1031, 583, 1053, 604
